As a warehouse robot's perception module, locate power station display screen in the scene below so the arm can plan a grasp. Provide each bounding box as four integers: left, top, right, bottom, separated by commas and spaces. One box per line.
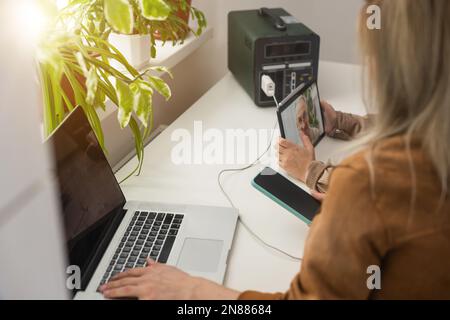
265, 42, 310, 58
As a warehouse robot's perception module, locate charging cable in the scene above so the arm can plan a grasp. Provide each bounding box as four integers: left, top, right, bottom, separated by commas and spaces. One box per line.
217, 75, 302, 261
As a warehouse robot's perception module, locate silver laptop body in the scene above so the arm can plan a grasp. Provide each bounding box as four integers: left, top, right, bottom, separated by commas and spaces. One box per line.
48, 107, 237, 300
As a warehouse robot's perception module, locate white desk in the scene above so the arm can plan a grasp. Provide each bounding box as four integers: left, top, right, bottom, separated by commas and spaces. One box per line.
116, 61, 366, 293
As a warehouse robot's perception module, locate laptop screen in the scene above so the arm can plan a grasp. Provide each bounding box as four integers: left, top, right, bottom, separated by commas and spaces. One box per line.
48, 107, 126, 290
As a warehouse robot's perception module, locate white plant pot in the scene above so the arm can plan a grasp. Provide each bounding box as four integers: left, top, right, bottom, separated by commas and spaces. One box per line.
109, 33, 151, 70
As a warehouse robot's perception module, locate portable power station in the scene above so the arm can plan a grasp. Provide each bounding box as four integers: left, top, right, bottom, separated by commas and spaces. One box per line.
228, 8, 320, 107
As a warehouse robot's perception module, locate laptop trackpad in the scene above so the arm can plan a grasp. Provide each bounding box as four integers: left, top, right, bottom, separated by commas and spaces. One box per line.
177, 238, 223, 273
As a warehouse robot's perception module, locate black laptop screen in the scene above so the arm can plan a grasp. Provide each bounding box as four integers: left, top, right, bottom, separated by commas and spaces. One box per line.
48, 107, 126, 289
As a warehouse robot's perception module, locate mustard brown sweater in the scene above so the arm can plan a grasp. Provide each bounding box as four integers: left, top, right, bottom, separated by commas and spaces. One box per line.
306, 111, 373, 193
239, 136, 450, 299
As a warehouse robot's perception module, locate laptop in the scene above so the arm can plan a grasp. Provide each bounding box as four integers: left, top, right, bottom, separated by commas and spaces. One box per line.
48, 107, 238, 299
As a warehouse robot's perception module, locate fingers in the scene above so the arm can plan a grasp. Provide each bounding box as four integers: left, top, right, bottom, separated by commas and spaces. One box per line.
311, 190, 326, 202
320, 100, 332, 110
278, 138, 288, 149
278, 139, 288, 156
300, 131, 313, 151
147, 258, 157, 267
109, 259, 158, 283
279, 138, 295, 149
111, 267, 147, 281
278, 150, 286, 167
103, 285, 142, 299
100, 276, 141, 291
101, 261, 159, 298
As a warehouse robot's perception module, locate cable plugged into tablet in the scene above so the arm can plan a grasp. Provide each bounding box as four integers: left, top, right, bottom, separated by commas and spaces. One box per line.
215, 74, 301, 261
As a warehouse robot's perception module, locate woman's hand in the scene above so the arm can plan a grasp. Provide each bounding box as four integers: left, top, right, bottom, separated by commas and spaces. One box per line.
99, 259, 240, 300
278, 132, 315, 182
311, 190, 326, 202
321, 100, 337, 135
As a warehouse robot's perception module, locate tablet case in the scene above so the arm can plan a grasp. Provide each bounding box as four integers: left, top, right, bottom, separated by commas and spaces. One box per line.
277, 80, 325, 147
251, 179, 313, 225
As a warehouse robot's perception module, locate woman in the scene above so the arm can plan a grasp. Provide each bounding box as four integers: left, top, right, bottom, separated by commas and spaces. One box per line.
100, 0, 450, 299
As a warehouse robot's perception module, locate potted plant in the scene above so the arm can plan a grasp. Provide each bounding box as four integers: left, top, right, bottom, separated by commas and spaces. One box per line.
108, 0, 170, 69
153, 0, 207, 41
37, 0, 206, 180
109, 0, 207, 68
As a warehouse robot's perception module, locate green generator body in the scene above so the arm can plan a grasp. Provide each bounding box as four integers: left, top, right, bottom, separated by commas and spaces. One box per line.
228, 8, 320, 107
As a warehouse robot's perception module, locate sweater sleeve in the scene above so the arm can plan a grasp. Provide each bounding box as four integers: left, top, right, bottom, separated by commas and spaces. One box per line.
238, 153, 389, 300
306, 161, 333, 193
305, 113, 375, 192
329, 112, 374, 141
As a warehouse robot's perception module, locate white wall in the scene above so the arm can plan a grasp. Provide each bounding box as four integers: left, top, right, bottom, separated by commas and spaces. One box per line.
105, 0, 363, 168
1, 0, 68, 299
193, 0, 362, 84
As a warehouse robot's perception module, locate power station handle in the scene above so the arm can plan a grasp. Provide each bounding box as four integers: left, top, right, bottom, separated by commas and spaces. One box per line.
259, 8, 287, 31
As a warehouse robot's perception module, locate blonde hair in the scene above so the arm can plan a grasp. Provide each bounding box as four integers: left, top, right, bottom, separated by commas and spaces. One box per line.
357, 0, 450, 201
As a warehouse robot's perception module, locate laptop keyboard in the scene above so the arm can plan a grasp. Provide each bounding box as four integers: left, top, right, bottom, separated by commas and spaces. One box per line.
98, 211, 183, 288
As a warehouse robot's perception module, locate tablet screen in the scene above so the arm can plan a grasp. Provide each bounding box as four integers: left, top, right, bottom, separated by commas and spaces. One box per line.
279, 82, 324, 146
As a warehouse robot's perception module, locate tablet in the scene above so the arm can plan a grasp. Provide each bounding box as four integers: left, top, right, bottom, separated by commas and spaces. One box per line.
277, 81, 325, 147
252, 167, 321, 225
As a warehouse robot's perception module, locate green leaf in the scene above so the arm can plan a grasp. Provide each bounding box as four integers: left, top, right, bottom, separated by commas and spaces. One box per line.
39, 63, 56, 136
104, 0, 134, 34
137, 80, 154, 94
83, 104, 106, 152
37, 44, 64, 77
149, 66, 173, 78
148, 76, 171, 100
86, 68, 98, 105
95, 87, 106, 110
50, 68, 64, 125
129, 117, 145, 175
74, 52, 88, 75
136, 91, 151, 127
130, 81, 153, 127
143, 101, 154, 140
139, 0, 171, 21
119, 117, 144, 183
116, 79, 134, 128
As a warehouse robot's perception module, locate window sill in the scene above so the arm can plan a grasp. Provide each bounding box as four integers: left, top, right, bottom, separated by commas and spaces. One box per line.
98, 27, 213, 121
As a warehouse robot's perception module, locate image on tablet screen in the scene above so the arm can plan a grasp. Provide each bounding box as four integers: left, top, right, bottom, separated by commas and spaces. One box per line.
280, 83, 324, 146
